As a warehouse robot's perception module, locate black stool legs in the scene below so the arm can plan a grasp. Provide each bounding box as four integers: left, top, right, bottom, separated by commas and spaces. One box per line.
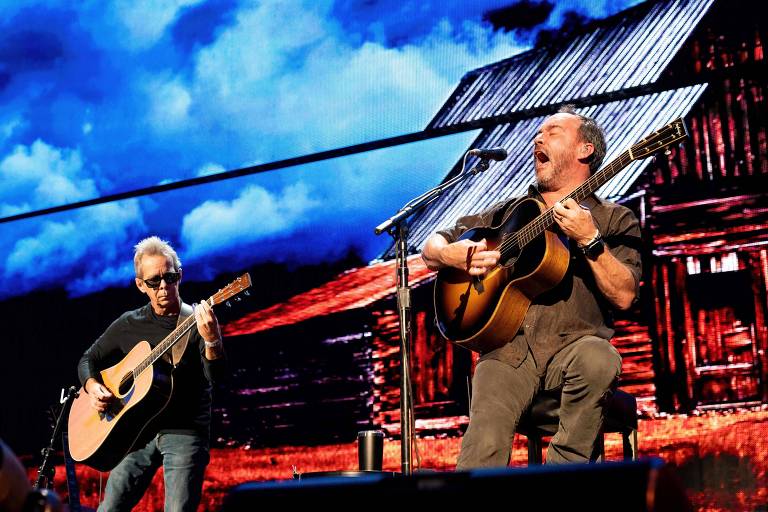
517, 389, 638, 464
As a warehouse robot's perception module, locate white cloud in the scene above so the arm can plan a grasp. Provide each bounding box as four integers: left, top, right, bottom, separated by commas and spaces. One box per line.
146, 77, 193, 133
1, 140, 82, 181
179, 0, 527, 164
0, 140, 97, 214
111, 0, 205, 50
196, 162, 226, 177
180, 181, 320, 258
544, 1, 645, 28
3, 200, 147, 295
194, 0, 329, 97
2, 117, 24, 140
68, 261, 137, 295
0, 138, 149, 296
0, 202, 30, 218
5, 220, 80, 275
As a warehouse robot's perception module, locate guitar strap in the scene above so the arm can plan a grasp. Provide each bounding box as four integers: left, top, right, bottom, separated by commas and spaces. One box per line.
62, 429, 82, 512
170, 302, 194, 366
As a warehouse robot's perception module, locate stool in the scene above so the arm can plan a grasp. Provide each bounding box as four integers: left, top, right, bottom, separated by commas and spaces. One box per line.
516, 388, 638, 464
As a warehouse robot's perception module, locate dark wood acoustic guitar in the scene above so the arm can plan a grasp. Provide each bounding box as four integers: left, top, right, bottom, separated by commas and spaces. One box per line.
67, 273, 251, 471
434, 119, 688, 354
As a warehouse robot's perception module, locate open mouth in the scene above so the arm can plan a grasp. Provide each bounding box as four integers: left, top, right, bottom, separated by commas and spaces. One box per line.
534, 150, 550, 163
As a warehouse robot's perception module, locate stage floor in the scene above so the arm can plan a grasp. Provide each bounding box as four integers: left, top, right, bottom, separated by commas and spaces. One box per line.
38, 407, 768, 511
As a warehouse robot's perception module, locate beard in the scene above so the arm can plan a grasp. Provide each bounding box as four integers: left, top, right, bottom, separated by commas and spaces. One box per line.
535, 145, 578, 191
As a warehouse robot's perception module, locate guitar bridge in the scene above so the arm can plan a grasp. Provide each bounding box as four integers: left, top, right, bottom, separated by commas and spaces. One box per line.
99, 399, 125, 421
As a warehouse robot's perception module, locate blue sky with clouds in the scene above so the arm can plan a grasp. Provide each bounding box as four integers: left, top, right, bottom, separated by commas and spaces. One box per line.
0, 0, 642, 299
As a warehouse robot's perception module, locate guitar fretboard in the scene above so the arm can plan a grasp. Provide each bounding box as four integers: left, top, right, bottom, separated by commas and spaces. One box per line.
132, 298, 212, 379
499, 150, 633, 260
498, 117, 685, 259
127, 272, 251, 380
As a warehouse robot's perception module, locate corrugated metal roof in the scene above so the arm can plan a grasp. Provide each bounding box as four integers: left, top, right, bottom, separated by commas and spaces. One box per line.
429, 0, 714, 128
403, 84, 708, 254
221, 255, 433, 337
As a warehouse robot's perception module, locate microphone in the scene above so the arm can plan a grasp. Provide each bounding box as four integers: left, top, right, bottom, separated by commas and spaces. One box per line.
467, 147, 508, 161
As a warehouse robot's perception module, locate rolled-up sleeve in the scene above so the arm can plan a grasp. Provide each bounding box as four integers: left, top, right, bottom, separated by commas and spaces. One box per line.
604, 206, 643, 298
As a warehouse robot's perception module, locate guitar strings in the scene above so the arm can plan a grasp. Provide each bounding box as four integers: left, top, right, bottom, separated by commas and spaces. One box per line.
131, 275, 249, 378
493, 151, 632, 260
457, 124, 676, 272
491, 126, 676, 260
132, 296, 216, 379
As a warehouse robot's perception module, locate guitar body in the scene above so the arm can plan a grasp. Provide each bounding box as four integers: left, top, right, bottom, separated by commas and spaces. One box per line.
67, 341, 173, 472
434, 197, 570, 353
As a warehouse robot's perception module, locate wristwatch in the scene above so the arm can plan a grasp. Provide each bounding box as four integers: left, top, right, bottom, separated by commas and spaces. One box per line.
204, 338, 222, 349
579, 231, 605, 260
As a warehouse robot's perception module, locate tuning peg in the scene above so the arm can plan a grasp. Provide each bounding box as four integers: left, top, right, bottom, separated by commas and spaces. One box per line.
235, 296, 242, 302
226, 301, 232, 308
664, 148, 672, 156
243, 290, 250, 297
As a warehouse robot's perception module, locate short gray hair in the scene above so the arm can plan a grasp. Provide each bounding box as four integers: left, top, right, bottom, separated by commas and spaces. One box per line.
557, 104, 606, 173
133, 236, 181, 278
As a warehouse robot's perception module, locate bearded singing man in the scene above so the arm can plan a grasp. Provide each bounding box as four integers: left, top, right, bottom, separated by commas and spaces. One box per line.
422, 106, 642, 467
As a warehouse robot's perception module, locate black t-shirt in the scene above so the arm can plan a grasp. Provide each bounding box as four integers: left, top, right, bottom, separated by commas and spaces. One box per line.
77, 303, 227, 438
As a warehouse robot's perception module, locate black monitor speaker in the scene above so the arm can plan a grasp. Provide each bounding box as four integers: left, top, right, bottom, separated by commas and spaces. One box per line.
222, 458, 692, 511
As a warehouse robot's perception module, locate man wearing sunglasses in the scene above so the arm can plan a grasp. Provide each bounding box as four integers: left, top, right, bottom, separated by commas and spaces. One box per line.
76, 236, 226, 511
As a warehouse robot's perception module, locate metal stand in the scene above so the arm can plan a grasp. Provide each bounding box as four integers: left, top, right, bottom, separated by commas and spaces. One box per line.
374, 156, 493, 475
393, 222, 414, 475
35, 386, 79, 489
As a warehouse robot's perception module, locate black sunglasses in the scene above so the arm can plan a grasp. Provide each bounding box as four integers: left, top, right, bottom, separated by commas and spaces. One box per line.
142, 271, 180, 289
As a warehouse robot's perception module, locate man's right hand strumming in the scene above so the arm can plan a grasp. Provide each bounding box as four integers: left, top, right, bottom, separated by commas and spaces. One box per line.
422, 235, 501, 276
85, 378, 115, 413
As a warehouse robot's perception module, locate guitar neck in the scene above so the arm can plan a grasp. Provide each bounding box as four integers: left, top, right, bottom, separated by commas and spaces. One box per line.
514, 149, 634, 249
133, 298, 212, 377
567, 150, 634, 203
129, 272, 251, 378
499, 117, 686, 257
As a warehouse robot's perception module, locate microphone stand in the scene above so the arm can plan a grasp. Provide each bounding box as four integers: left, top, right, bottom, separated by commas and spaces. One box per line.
35, 386, 79, 489
374, 157, 492, 475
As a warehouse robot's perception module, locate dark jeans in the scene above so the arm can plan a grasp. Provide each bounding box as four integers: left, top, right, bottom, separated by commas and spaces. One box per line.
457, 335, 622, 469
97, 433, 209, 512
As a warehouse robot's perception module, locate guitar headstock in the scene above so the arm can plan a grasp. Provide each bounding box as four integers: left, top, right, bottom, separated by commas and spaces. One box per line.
211, 273, 252, 306
629, 118, 688, 160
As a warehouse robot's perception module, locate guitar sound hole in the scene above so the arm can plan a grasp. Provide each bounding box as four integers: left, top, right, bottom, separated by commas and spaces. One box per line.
118, 374, 134, 395
499, 239, 520, 268
501, 255, 518, 269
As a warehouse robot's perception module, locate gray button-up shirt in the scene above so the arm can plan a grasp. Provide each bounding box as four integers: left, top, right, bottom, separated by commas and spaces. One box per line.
436, 185, 642, 373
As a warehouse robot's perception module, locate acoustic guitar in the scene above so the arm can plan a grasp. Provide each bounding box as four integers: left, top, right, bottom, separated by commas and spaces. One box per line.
434, 119, 687, 354
67, 273, 251, 471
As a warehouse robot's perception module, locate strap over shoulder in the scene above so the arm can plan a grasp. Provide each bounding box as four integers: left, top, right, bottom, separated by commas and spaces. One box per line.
170, 302, 195, 366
